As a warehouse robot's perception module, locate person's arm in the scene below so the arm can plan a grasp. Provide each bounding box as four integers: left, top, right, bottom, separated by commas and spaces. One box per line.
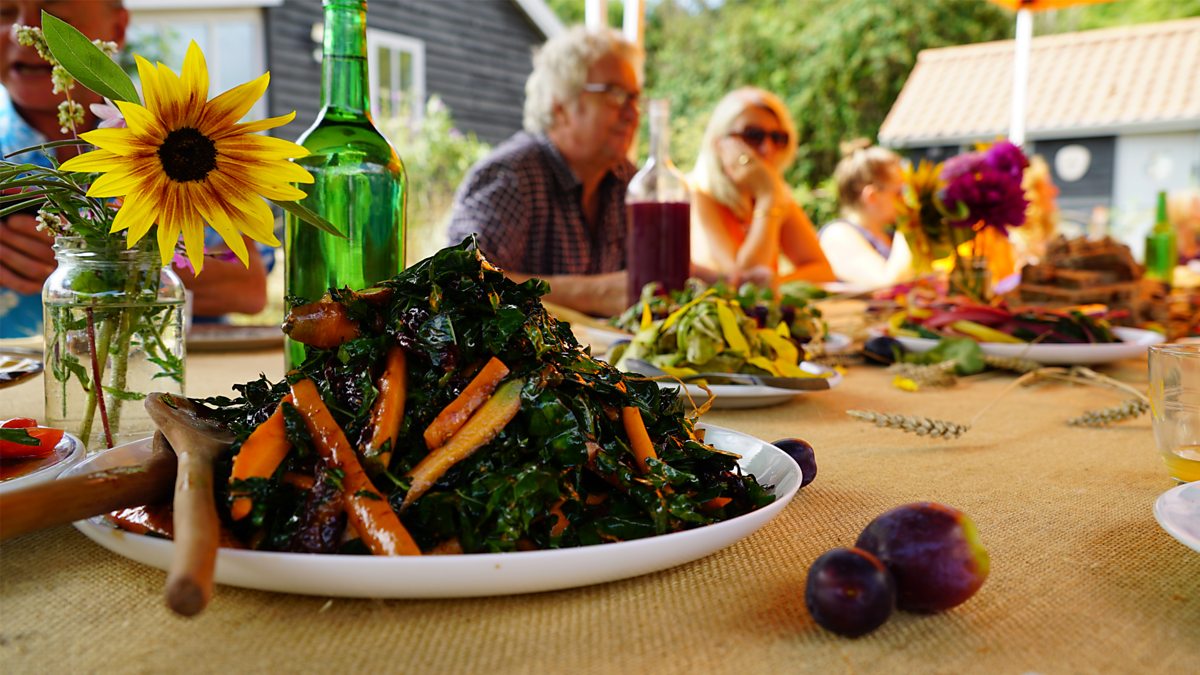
776, 197, 835, 283
502, 269, 626, 317
817, 222, 911, 289
0, 213, 56, 294
173, 235, 268, 317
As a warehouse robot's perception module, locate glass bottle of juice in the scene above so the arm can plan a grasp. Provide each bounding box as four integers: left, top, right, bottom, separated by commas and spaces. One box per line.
625, 98, 690, 307
1143, 190, 1176, 286
284, 0, 407, 368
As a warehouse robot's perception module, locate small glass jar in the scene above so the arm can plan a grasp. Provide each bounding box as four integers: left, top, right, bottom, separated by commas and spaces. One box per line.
43, 236, 186, 451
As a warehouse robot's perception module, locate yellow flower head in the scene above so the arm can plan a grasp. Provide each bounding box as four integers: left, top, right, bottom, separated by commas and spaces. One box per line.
59, 41, 313, 271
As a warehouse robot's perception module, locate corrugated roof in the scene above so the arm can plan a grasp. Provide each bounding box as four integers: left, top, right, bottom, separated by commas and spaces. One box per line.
878, 17, 1200, 147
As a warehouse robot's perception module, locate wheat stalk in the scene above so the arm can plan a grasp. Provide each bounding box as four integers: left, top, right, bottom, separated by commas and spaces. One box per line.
982, 354, 1041, 373
1067, 398, 1150, 427
847, 410, 971, 439
887, 360, 958, 387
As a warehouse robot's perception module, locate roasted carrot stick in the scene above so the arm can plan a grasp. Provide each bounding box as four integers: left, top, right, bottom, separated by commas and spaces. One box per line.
404, 378, 524, 509
621, 406, 658, 474
362, 346, 407, 467
229, 394, 294, 521
290, 378, 420, 556
423, 357, 510, 449
282, 296, 359, 348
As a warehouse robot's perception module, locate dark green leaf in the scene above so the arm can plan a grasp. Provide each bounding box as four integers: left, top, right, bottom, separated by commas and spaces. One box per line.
0, 428, 40, 446
41, 12, 140, 104
270, 198, 344, 238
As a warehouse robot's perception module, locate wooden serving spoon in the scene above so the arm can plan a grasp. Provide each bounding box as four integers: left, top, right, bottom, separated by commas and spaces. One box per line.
144, 393, 234, 617
0, 435, 176, 541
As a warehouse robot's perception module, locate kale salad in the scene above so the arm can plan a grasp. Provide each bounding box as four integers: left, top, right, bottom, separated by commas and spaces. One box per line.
180, 239, 774, 555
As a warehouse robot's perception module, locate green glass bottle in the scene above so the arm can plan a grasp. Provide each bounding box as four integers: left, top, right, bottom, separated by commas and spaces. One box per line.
284, 0, 407, 368
1143, 190, 1176, 286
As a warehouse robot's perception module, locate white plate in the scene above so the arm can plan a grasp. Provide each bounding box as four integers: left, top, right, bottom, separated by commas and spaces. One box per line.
0, 354, 43, 389
1154, 481, 1200, 554
186, 324, 283, 352
820, 332, 852, 355
658, 362, 843, 410
0, 432, 84, 495
893, 327, 1165, 365
67, 424, 800, 598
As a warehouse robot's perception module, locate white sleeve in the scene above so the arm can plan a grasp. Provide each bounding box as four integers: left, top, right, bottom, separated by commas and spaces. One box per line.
819, 222, 914, 289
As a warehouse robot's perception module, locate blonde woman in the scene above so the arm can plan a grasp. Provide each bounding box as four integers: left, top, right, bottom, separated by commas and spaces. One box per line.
688, 87, 834, 286
818, 141, 913, 288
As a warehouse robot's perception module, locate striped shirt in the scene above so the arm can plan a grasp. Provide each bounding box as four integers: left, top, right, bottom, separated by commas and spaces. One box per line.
447, 132, 635, 275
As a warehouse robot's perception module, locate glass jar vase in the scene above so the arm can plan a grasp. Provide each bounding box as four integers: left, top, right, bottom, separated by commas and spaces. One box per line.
43, 236, 186, 451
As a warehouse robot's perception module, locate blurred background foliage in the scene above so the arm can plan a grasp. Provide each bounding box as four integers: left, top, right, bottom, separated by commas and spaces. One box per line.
545, 0, 1199, 193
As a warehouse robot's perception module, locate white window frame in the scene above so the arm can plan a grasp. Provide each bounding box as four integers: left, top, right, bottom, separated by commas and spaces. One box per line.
365, 29, 426, 125
126, 7, 267, 119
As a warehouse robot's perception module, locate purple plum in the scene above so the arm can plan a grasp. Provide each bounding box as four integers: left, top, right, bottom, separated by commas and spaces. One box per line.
855, 502, 989, 613
773, 438, 816, 488
805, 547, 896, 637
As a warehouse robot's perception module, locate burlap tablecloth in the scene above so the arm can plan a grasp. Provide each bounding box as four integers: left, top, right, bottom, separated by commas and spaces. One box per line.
2, 347, 1197, 674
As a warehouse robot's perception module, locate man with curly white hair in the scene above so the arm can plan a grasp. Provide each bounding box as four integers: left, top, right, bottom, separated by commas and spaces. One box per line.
448, 25, 642, 316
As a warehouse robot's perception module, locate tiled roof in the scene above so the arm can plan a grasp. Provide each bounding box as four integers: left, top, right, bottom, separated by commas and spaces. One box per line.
878, 18, 1200, 146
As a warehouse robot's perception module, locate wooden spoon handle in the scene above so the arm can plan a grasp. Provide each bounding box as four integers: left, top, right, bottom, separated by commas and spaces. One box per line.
0, 443, 176, 541
164, 438, 220, 617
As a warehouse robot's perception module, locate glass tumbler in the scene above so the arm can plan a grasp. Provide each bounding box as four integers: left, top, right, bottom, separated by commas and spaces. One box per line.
1148, 343, 1200, 483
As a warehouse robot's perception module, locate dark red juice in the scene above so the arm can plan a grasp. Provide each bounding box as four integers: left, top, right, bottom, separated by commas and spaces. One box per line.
626, 201, 690, 306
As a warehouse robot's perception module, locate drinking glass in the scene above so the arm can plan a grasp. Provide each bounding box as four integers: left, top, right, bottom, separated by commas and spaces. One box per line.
1148, 343, 1200, 483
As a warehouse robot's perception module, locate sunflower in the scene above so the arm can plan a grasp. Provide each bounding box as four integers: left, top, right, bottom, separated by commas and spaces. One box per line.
59, 41, 313, 271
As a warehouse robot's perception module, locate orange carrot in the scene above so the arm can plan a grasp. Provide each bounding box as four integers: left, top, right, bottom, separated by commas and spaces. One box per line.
362, 346, 407, 467
702, 497, 732, 512
548, 498, 569, 537
290, 378, 420, 556
621, 406, 658, 474
423, 357, 510, 449
404, 378, 524, 509
229, 394, 294, 521
282, 297, 359, 348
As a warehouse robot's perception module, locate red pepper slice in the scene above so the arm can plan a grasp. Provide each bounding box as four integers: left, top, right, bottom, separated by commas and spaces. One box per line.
1, 418, 38, 429
0, 427, 66, 460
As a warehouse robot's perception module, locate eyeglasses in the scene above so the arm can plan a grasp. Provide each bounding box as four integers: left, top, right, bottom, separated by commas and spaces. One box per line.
731, 126, 790, 149
581, 83, 640, 109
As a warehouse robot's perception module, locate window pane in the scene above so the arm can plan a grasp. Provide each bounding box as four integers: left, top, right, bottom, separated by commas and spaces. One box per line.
214, 22, 256, 97
377, 45, 393, 119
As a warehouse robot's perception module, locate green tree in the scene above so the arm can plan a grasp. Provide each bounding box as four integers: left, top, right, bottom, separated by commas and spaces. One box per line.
644, 0, 1011, 188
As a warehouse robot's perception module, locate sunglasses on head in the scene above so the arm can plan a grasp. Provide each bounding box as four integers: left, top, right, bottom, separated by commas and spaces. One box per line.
732, 126, 789, 149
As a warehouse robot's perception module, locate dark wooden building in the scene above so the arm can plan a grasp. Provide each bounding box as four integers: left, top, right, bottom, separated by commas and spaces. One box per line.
128, 0, 563, 145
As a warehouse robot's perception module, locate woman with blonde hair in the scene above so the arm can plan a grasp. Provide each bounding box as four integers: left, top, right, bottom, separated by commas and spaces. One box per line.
688, 87, 834, 286
818, 140, 913, 288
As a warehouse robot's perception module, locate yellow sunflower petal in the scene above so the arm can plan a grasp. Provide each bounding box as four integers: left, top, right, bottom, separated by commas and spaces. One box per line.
198, 72, 269, 134
221, 110, 296, 138
155, 188, 185, 266
155, 61, 189, 125
113, 100, 165, 142
57, 148, 121, 172
220, 156, 315, 187
217, 134, 310, 160
155, 222, 180, 266
116, 194, 160, 248
78, 128, 147, 156
180, 208, 209, 273
193, 189, 250, 266
135, 55, 162, 118
180, 41, 209, 111
87, 169, 144, 198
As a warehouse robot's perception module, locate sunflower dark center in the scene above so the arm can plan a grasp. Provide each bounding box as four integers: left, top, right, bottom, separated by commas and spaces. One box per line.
157, 127, 217, 182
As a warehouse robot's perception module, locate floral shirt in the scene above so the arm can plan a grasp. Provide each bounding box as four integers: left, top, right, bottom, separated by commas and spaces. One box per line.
0, 88, 52, 338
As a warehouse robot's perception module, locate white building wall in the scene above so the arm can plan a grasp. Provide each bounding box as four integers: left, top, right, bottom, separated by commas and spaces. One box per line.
1112, 130, 1200, 260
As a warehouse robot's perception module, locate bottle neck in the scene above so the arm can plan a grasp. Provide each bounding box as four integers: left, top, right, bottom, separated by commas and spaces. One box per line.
1154, 191, 1170, 233
321, 0, 371, 119
647, 101, 670, 164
